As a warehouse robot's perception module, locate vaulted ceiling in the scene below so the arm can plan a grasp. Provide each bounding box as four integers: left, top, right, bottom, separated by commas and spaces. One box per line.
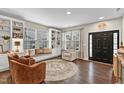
0, 8, 124, 28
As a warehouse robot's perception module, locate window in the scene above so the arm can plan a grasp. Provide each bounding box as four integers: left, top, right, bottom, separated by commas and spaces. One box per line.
113, 32, 118, 54
24, 28, 36, 49
72, 31, 80, 51
62, 30, 80, 51
62, 30, 80, 57
65, 31, 72, 49
37, 30, 48, 48
62, 32, 65, 49
0, 18, 10, 52
89, 34, 92, 57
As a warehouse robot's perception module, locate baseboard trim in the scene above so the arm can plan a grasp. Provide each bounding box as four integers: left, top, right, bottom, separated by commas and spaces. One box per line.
0, 68, 9, 72
92, 61, 112, 66
77, 58, 112, 66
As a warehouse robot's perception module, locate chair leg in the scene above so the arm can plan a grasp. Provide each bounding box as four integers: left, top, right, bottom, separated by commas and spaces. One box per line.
40, 80, 45, 84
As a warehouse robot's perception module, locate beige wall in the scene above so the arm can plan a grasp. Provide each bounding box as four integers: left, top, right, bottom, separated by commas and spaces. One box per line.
62, 18, 122, 60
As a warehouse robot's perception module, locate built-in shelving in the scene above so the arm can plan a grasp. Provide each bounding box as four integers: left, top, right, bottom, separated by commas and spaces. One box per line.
12, 21, 23, 39
0, 18, 10, 53
51, 30, 61, 48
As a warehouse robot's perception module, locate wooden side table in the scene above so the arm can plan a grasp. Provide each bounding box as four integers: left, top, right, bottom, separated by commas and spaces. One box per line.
117, 55, 124, 83
117, 48, 124, 83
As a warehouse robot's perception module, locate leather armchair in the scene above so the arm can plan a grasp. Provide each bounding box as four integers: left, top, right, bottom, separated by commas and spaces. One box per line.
9, 60, 46, 84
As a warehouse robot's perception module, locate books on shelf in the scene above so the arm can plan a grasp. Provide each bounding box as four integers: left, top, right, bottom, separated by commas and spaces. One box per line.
12, 21, 23, 39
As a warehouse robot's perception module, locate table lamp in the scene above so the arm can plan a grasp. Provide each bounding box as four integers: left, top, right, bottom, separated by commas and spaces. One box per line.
14, 41, 20, 52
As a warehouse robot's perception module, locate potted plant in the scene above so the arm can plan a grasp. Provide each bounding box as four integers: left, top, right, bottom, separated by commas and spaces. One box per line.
2, 35, 10, 44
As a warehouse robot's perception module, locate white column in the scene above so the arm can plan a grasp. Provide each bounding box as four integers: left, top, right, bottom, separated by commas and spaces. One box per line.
122, 16, 124, 43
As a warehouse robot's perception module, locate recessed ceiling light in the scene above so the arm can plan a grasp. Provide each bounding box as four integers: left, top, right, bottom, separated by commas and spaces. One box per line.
99, 16, 105, 20
116, 8, 120, 12
67, 11, 71, 15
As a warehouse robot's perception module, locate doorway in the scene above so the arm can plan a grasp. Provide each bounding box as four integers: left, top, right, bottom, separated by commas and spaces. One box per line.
89, 30, 119, 64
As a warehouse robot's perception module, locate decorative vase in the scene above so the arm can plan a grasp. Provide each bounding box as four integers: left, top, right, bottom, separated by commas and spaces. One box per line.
3, 40, 9, 44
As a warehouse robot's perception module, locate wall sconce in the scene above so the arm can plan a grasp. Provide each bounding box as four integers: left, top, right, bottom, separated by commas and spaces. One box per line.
14, 41, 20, 52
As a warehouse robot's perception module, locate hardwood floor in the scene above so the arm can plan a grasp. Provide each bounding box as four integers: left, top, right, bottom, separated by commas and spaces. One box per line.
0, 59, 115, 84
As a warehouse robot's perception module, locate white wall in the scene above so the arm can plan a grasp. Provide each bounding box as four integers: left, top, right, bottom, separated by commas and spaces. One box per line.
122, 16, 124, 42
25, 21, 49, 31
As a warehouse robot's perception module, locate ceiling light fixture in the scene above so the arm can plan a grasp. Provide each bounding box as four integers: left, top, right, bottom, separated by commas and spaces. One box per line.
116, 8, 120, 12
67, 11, 71, 15
99, 16, 104, 20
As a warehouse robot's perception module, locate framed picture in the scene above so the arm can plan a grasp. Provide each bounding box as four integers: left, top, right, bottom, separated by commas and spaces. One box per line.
0, 45, 3, 53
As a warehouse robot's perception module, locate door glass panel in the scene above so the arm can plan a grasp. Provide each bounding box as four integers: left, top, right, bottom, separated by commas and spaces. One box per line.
114, 49, 117, 54
113, 33, 118, 54
114, 33, 117, 39
114, 45, 117, 49
114, 39, 117, 44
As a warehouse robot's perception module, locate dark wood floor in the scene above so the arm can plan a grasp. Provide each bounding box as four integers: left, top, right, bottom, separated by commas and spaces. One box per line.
0, 59, 115, 84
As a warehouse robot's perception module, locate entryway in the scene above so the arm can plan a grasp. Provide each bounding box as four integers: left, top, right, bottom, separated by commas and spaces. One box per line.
89, 30, 119, 64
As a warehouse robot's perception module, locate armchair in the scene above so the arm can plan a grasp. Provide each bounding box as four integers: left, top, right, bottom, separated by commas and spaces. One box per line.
9, 60, 46, 84
62, 49, 77, 61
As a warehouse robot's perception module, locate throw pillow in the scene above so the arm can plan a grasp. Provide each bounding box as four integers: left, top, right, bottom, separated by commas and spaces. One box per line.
20, 57, 30, 65
28, 49, 35, 56
43, 48, 52, 54
12, 53, 19, 59
20, 57, 35, 65
35, 48, 43, 55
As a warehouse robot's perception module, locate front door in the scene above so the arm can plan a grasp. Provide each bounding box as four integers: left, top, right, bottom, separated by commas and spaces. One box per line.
89, 30, 119, 64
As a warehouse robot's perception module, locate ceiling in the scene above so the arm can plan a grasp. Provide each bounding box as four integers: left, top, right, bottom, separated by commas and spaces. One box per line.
0, 8, 124, 28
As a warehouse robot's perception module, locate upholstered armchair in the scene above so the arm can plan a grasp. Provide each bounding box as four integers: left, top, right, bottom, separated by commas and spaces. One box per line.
9, 60, 46, 84
8, 53, 46, 84
62, 49, 77, 61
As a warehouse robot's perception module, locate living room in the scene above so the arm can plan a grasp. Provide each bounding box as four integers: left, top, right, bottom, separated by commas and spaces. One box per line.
0, 8, 124, 84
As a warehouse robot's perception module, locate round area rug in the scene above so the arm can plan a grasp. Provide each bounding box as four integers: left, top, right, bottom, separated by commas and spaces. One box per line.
45, 59, 78, 81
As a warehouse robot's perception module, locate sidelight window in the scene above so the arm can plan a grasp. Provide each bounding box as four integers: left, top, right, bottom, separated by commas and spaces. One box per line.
89, 34, 92, 57
113, 32, 118, 54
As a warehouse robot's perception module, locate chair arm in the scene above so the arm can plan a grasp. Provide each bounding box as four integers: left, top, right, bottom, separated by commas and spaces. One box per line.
28, 62, 46, 83
70, 52, 77, 58
29, 61, 46, 68
62, 51, 69, 56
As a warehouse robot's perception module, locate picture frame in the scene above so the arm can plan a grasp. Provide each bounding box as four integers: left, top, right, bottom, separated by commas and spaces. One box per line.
0, 44, 3, 53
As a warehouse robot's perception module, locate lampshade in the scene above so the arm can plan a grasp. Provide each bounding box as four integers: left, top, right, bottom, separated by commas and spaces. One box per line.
14, 41, 20, 46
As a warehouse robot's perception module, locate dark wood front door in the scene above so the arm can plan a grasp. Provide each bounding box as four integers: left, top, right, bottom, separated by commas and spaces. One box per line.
89, 30, 119, 64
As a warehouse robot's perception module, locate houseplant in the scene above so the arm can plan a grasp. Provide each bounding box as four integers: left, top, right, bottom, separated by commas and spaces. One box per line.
2, 35, 10, 44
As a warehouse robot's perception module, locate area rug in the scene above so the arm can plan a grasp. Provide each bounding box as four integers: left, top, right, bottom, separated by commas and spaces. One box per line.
45, 59, 78, 81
